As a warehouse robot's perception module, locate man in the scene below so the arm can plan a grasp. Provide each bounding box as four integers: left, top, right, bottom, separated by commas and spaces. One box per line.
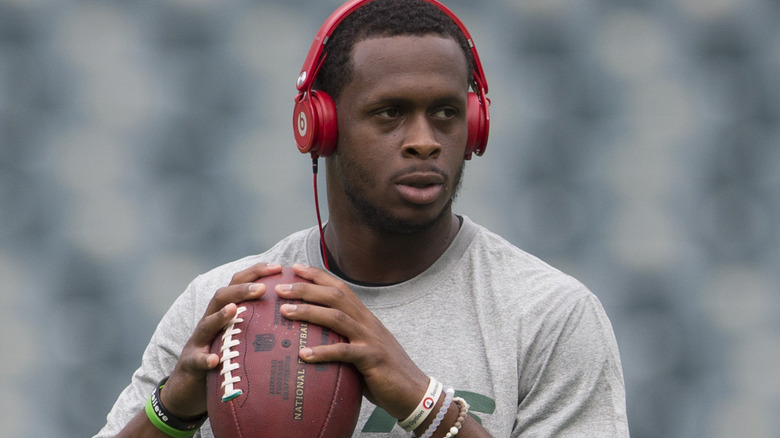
97, 0, 628, 437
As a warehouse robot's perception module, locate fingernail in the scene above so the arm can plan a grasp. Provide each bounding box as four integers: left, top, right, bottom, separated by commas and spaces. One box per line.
299, 347, 313, 359
280, 303, 296, 313
277, 284, 292, 292
249, 284, 263, 293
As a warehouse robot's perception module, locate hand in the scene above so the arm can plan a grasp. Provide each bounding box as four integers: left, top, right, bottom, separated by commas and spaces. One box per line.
276, 263, 429, 420
160, 263, 284, 418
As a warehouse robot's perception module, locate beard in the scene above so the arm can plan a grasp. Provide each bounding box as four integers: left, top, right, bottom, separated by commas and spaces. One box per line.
338, 159, 465, 236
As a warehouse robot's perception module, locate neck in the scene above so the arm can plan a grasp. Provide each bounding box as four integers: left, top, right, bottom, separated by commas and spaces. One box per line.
323, 212, 461, 285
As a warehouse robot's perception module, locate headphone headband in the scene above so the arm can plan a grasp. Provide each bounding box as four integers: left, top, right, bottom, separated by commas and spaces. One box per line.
295, 0, 488, 96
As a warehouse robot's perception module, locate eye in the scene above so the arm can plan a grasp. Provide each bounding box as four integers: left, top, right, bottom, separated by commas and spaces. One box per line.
432, 107, 458, 119
376, 107, 402, 118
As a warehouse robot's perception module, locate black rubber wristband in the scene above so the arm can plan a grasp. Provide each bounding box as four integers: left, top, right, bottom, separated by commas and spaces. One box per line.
150, 376, 208, 432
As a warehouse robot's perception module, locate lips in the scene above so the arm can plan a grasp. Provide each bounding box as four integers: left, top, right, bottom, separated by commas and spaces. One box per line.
394, 171, 446, 205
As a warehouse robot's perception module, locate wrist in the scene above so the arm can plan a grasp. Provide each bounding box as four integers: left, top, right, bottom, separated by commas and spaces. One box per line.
414, 386, 454, 438
413, 388, 470, 438
398, 377, 443, 432
159, 373, 207, 419
146, 376, 208, 437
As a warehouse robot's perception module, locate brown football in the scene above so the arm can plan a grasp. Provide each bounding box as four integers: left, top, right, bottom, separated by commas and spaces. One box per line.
207, 267, 362, 438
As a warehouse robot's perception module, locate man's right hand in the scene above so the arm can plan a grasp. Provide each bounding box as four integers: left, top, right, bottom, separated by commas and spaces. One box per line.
161, 262, 283, 418
116, 263, 283, 437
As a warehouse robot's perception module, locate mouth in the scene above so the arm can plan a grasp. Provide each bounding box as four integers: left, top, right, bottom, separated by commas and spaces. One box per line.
394, 172, 446, 205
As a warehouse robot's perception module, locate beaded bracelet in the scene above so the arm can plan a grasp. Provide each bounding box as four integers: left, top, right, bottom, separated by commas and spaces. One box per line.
444, 397, 470, 437
416, 386, 455, 438
145, 376, 208, 438
399, 377, 443, 432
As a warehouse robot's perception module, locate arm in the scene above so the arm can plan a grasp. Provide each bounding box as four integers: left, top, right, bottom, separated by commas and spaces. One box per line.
110, 263, 284, 438
276, 264, 493, 438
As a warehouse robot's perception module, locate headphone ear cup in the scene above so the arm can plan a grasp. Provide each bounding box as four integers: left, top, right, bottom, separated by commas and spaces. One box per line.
293, 90, 338, 157
465, 91, 489, 159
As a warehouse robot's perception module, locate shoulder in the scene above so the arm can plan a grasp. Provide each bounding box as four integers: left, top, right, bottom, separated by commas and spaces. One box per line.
461, 217, 592, 309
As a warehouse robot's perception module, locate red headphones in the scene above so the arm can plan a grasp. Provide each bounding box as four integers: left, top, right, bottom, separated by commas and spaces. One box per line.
292, 0, 490, 159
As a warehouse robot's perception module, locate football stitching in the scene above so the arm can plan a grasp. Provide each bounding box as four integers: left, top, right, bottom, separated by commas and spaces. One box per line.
318, 333, 352, 438
227, 396, 245, 438
219, 305, 247, 402
318, 363, 342, 438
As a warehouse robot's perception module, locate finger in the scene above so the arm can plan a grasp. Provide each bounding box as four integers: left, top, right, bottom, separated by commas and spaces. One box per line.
294, 263, 356, 289
204, 282, 267, 316
298, 341, 358, 364
192, 303, 240, 350
277, 280, 343, 305
229, 262, 283, 285
203, 262, 282, 315
179, 348, 220, 374
277, 272, 361, 314
280, 301, 359, 339
180, 302, 246, 378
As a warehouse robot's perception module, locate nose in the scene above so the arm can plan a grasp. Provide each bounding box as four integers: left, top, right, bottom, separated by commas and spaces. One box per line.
402, 115, 442, 159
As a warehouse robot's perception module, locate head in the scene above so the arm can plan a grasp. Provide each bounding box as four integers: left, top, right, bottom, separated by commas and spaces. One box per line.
314, 0, 477, 102
328, 33, 469, 235
294, 0, 489, 237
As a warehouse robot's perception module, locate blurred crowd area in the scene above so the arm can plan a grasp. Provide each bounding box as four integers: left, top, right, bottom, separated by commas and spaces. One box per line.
1, 0, 779, 437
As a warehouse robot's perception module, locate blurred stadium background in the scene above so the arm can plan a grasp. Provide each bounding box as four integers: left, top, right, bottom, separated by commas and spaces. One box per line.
1, 0, 779, 436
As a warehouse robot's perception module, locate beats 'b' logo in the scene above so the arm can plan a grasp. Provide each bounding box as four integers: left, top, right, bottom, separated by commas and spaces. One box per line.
297, 111, 308, 138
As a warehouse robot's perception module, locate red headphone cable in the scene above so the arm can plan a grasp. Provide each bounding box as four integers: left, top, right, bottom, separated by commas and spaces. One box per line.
312, 155, 330, 270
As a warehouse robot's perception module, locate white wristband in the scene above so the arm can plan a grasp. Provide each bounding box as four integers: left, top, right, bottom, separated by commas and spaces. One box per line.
418, 386, 455, 438
398, 377, 443, 432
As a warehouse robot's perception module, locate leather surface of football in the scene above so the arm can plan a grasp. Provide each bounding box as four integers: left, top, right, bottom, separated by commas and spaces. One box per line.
207, 267, 362, 438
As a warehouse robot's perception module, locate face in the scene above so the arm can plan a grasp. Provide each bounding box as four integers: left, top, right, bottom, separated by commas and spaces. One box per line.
328, 35, 470, 235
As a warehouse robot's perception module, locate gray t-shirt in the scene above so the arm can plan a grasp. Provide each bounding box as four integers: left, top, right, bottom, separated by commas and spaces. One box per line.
96, 216, 629, 437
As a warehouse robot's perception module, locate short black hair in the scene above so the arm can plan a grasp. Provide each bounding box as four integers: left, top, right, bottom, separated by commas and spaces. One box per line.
314, 0, 476, 101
